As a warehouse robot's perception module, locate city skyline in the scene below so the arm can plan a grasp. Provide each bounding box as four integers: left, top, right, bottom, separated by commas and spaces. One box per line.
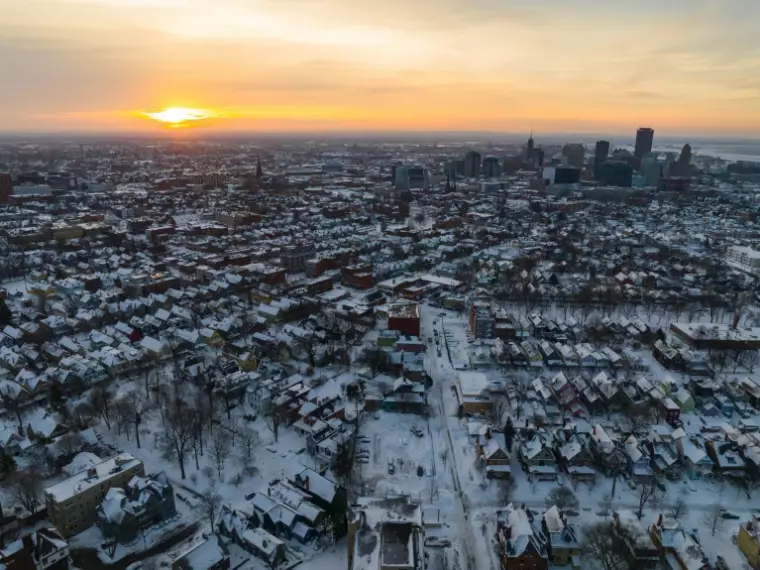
2, 0, 760, 135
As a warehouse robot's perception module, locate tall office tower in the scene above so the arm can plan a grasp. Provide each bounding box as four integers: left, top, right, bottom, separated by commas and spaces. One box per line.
562, 143, 586, 168
594, 140, 610, 170
526, 134, 535, 161
678, 144, 692, 170
464, 150, 482, 178
634, 127, 655, 160
481, 155, 501, 178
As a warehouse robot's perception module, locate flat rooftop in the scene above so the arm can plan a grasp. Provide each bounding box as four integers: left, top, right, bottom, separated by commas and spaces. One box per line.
672, 322, 760, 342
45, 453, 142, 503
388, 303, 420, 319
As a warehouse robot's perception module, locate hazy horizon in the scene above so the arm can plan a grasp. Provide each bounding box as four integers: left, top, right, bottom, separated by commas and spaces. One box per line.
3, 0, 760, 136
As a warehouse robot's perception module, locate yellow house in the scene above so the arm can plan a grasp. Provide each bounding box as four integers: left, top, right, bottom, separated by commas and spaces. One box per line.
205, 330, 225, 348
738, 518, 760, 567
237, 352, 259, 372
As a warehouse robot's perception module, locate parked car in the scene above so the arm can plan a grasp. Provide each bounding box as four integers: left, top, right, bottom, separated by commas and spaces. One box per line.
388, 462, 396, 475
425, 538, 451, 548
410, 426, 424, 438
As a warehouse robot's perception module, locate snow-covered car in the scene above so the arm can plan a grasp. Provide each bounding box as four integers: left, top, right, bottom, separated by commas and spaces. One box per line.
425, 538, 451, 548
388, 462, 396, 474
410, 426, 424, 438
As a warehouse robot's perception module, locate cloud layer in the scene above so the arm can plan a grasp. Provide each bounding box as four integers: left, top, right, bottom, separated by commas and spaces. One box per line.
1, 0, 759, 135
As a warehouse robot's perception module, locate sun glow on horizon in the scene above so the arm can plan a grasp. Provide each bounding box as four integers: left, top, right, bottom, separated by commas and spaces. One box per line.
142, 107, 217, 127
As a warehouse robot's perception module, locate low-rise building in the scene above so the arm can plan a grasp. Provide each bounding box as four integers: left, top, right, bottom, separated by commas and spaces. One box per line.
173, 537, 230, 570
738, 515, 760, 569
45, 454, 144, 537
347, 496, 424, 570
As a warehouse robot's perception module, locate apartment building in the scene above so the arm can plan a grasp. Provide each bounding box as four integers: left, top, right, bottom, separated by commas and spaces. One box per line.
45, 454, 144, 538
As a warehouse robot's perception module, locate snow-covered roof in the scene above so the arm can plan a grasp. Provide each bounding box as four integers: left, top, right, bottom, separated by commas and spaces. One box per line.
63, 452, 102, 477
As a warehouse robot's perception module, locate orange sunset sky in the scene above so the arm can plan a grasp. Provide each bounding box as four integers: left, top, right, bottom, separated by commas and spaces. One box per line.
2, 0, 760, 135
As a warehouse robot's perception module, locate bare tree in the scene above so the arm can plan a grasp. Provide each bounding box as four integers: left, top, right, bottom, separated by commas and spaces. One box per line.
262, 401, 280, 443
190, 391, 210, 470
159, 396, 194, 479
68, 401, 94, 430
89, 385, 115, 430
490, 394, 509, 425
623, 403, 653, 435
238, 427, 259, 473
56, 432, 85, 457
669, 492, 689, 520
199, 487, 222, 531
636, 479, 661, 519
438, 449, 449, 470
546, 486, 579, 512
113, 397, 133, 440
210, 430, 231, 478
123, 389, 149, 449
12, 469, 44, 513
704, 503, 723, 536
359, 347, 390, 376
582, 522, 625, 570
296, 336, 318, 368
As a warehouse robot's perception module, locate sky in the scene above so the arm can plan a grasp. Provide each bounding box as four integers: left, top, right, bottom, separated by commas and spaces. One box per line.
1, 0, 760, 136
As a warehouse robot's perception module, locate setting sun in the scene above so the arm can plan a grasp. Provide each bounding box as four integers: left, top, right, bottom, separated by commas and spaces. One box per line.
142, 107, 216, 127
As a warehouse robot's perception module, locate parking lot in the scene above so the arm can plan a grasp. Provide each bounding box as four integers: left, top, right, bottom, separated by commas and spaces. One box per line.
358, 411, 436, 498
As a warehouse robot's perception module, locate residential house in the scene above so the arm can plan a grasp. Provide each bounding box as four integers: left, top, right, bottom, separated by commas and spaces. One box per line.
588, 424, 623, 475
538, 506, 581, 569
612, 510, 659, 570
250, 480, 326, 543
737, 516, 760, 569
649, 514, 710, 570
648, 440, 681, 480
246, 528, 287, 566
456, 372, 492, 415
495, 503, 548, 570
555, 433, 596, 483
172, 537, 230, 570
624, 436, 653, 483
0, 527, 70, 570
284, 463, 347, 537
677, 437, 714, 480
548, 372, 576, 407
480, 435, 511, 479
96, 472, 176, 542
520, 432, 557, 481
705, 439, 746, 479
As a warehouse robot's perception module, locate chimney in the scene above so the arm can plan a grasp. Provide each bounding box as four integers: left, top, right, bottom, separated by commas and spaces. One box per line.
657, 513, 663, 527
733, 309, 741, 331
304, 476, 310, 492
